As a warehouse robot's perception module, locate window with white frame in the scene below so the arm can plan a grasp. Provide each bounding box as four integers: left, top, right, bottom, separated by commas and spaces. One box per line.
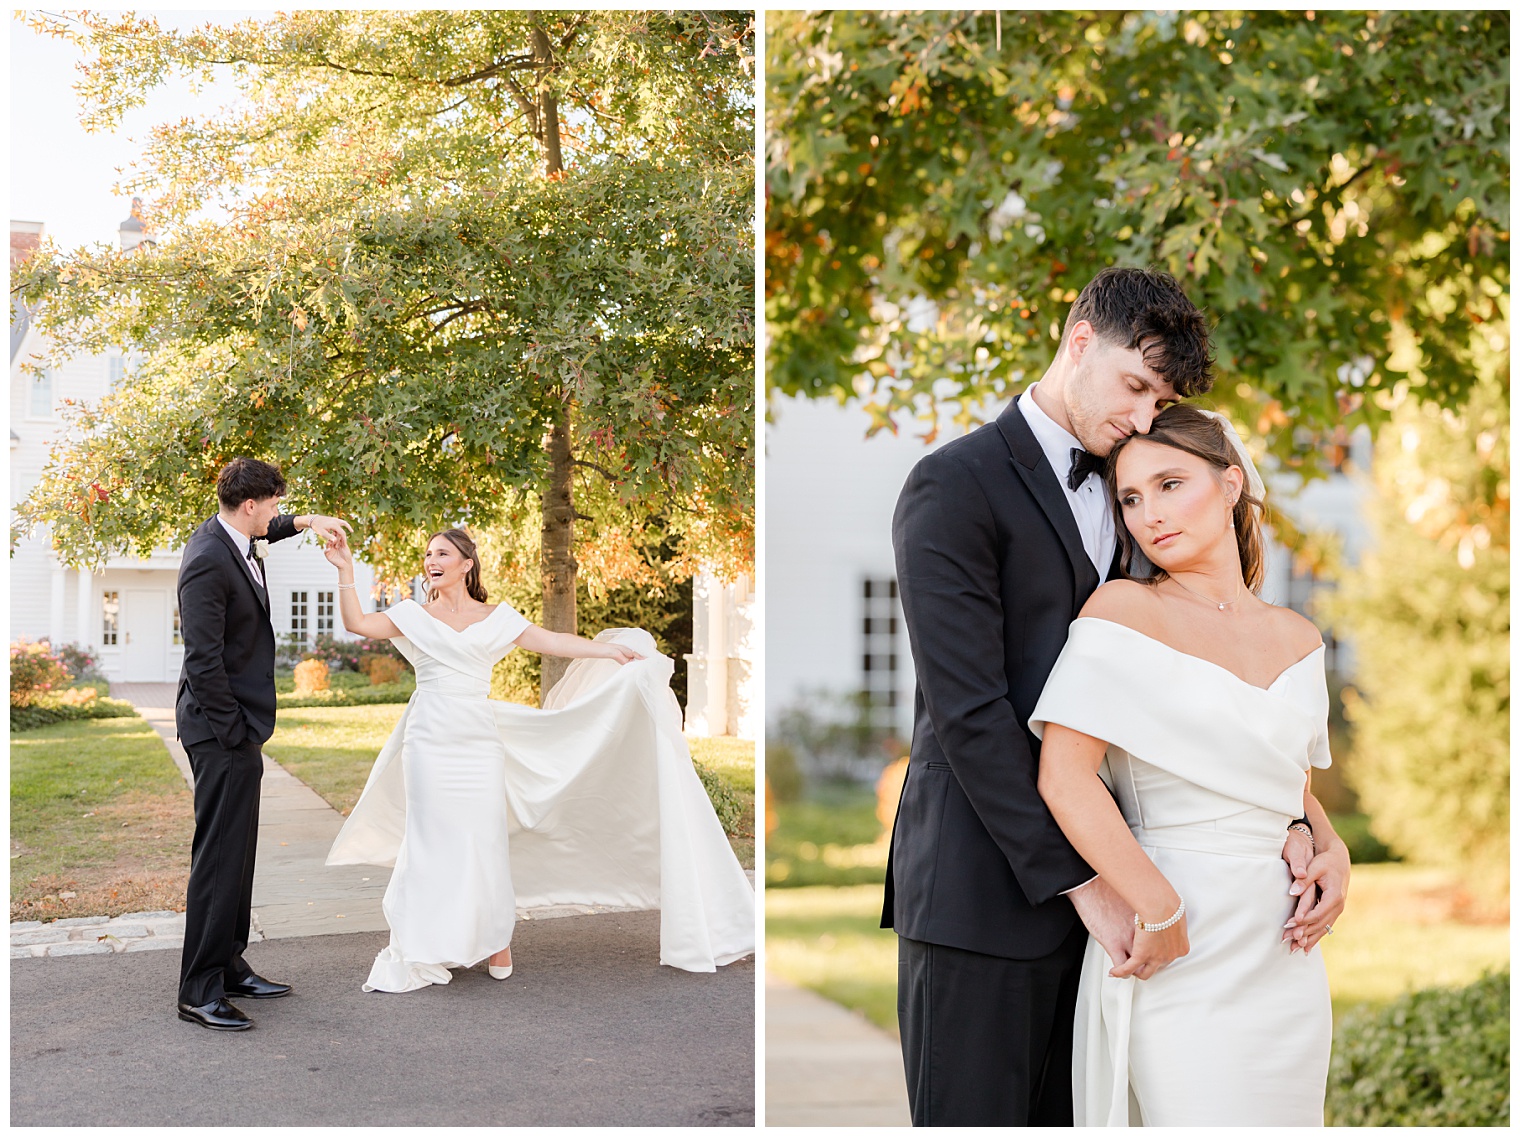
28, 371, 53, 418
291, 591, 309, 645
172, 605, 183, 646
316, 591, 334, 636
102, 590, 120, 645
108, 353, 125, 391
861, 577, 901, 732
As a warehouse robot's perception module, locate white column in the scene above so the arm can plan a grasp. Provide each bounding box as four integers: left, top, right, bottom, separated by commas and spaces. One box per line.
683, 570, 730, 736
726, 574, 756, 740
75, 569, 93, 648
49, 566, 66, 644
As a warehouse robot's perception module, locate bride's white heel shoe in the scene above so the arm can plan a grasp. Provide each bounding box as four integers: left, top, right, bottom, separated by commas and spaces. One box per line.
488, 949, 513, 980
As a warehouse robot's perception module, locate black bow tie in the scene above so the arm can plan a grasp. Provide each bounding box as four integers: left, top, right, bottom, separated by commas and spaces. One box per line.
1067, 447, 1104, 491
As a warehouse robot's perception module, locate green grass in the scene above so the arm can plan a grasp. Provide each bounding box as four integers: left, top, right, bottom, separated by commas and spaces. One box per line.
688, 736, 756, 870
767, 788, 887, 888
766, 865, 1511, 1038
766, 884, 899, 1033
688, 735, 755, 794
10, 715, 195, 920
263, 704, 406, 815
1321, 863, 1509, 1020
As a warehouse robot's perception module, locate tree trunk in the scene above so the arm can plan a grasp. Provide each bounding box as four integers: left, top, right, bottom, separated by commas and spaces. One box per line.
540, 404, 577, 700
532, 22, 576, 703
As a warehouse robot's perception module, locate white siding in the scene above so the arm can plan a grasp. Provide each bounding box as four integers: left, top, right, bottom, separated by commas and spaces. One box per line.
10, 303, 379, 680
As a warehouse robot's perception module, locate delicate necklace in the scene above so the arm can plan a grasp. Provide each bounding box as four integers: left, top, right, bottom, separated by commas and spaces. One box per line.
1169, 573, 1243, 611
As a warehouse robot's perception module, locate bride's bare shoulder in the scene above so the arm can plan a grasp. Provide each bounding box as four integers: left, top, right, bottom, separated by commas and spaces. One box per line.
1268, 603, 1325, 656
1078, 578, 1164, 635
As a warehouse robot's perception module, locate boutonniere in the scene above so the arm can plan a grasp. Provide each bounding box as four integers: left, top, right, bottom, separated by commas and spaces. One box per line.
252, 539, 270, 560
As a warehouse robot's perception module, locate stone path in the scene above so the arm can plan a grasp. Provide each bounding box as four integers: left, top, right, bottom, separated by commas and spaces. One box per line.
16, 684, 744, 957
764, 972, 911, 1127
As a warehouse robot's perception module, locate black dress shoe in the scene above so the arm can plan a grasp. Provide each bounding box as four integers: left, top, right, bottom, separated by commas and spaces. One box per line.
225, 974, 292, 999
177, 998, 252, 1031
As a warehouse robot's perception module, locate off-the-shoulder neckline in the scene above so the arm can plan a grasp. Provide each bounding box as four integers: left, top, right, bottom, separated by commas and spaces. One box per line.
1073, 616, 1325, 694
403, 597, 504, 634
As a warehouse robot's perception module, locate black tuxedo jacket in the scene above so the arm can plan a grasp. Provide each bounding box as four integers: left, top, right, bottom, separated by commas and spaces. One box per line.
175, 514, 300, 750
883, 396, 1119, 960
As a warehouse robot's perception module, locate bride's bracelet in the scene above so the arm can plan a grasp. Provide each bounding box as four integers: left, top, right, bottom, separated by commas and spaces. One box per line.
338, 583, 357, 591
1287, 821, 1315, 851
1135, 898, 1186, 933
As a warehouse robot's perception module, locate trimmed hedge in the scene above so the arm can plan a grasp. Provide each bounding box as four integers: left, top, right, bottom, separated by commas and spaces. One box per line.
1327, 970, 1509, 1126
278, 682, 414, 709
11, 696, 139, 733
693, 759, 743, 836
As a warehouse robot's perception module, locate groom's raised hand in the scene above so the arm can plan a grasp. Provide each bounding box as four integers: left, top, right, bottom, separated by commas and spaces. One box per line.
299, 514, 351, 547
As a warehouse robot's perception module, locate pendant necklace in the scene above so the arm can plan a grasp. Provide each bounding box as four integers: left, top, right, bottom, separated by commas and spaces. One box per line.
1170, 573, 1242, 611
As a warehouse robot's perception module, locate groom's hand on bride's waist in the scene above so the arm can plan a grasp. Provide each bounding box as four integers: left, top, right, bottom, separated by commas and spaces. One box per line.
1067, 876, 1135, 967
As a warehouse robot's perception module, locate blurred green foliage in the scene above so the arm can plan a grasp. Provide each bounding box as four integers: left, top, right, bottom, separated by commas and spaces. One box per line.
1330, 380, 1508, 908
1327, 970, 1509, 1126
766, 789, 885, 888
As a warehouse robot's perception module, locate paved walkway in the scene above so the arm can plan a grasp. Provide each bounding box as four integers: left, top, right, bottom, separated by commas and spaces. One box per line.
15, 684, 668, 957
764, 973, 911, 1126
13, 913, 754, 1126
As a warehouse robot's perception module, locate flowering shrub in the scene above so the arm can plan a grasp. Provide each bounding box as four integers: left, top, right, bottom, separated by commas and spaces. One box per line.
10, 640, 69, 707
54, 642, 102, 683
364, 656, 406, 686
293, 658, 330, 696
303, 634, 407, 673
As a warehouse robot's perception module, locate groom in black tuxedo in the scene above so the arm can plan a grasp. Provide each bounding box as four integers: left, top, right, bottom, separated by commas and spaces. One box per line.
175, 458, 349, 1030
884, 268, 1216, 1123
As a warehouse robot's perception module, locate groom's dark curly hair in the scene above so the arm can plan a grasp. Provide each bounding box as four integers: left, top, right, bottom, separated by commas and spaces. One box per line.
1061, 267, 1215, 397
216, 457, 287, 509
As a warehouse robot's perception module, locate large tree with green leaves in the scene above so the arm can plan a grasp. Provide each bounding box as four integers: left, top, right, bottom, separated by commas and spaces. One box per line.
14, 9, 755, 693
767, 10, 1507, 463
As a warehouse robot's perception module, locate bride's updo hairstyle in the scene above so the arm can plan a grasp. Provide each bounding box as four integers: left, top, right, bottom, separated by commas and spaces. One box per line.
424, 527, 490, 604
1104, 403, 1267, 594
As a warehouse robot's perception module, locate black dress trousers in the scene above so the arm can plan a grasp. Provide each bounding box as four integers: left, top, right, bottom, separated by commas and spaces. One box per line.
177, 737, 265, 1007
898, 917, 1089, 1126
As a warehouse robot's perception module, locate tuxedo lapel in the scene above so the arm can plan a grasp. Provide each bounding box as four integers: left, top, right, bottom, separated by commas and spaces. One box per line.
208, 518, 271, 613
995, 398, 1101, 599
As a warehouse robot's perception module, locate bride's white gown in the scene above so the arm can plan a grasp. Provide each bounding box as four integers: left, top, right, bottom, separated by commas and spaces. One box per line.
1030, 618, 1333, 1127
326, 598, 755, 992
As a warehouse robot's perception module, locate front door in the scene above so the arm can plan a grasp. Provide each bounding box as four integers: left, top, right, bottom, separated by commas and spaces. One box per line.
123, 588, 169, 681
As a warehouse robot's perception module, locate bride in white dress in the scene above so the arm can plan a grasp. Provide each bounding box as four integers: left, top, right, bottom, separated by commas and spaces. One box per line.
1032, 405, 1348, 1125
319, 528, 754, 992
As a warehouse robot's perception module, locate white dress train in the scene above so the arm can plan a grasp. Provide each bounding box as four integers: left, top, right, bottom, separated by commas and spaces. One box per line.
325, 598, 755, 992
1029, 617, 1333, 1127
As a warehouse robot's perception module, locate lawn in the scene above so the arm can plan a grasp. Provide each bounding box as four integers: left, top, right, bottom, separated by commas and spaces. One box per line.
689, 735, 756, 869
263, 704, 406, 815
11, 715, 195, 921
264, 707, 757, 868
765, 866, 1511, 1037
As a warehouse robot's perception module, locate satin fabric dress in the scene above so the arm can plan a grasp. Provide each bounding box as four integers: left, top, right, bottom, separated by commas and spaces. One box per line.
1029, 618, 1333, 1126
326, 598, 755, 992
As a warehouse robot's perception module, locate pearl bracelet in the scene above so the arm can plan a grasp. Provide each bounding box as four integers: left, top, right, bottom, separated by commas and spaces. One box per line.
338, 583, 357, 591
1134, 898, 1186, 933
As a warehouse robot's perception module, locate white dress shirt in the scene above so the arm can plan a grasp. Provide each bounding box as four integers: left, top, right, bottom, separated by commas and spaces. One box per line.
1019, 384, 1116, 582
216, 514, 266, 588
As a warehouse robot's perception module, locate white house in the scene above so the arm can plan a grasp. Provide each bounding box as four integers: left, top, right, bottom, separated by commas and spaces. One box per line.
10, 214, 378, 683
765, 391, 1371, 743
